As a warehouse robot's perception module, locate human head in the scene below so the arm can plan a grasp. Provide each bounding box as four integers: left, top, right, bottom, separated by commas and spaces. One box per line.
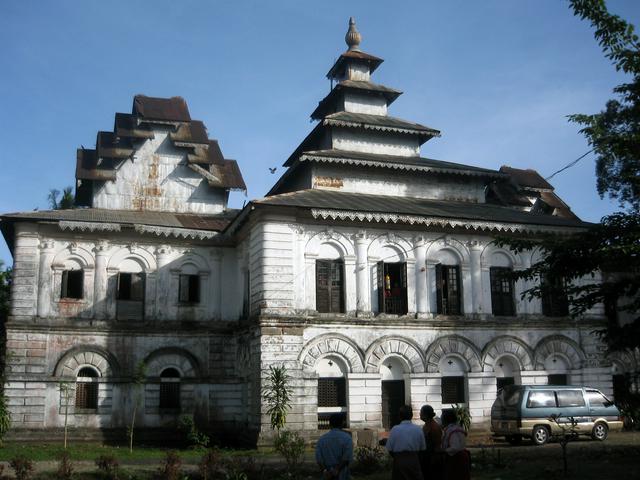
398, 405, 413, 421
329, 413, 345, 429
441, 408, 458, 427
420, 405, 435, 421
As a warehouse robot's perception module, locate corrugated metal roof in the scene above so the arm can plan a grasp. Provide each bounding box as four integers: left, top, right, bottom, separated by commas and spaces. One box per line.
327, 50, 384, 79
169, 121, 209, 145
75, 149, 117, 181
210, 160, 247, 191
133, 95, 191, 122
255, 189, 588, 228
1, 208, 239, 232
311, 80, 402, 120
324, 111, 440, 137
299, 149, 503, 177
500, 166, 554, 191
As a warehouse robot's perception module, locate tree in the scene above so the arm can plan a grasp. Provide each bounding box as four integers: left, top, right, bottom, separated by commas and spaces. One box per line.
499, 1, 640, 351
48, 187, 74, 210
262, 364, 292, 432
128, 361, 146, 453
0, 260, 11, 323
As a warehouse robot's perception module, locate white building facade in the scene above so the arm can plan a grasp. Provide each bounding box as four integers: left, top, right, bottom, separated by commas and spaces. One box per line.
2, 19, 637, 444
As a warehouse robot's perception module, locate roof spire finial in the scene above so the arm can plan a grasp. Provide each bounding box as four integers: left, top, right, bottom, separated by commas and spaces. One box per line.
345, 17, 361, 52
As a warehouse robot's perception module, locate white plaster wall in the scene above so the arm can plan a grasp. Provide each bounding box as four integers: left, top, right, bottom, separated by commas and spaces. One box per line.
311, 164, 486, 202
92, 129, 227, 214
343, 92, 387, 116
332, 129, 420, 157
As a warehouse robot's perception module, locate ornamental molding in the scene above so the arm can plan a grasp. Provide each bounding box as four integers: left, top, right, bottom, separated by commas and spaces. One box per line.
310, 208, 582, 234
133, 224, 218, 240
322, 118, 439, 138
299, 153, 493, 178
59, 221, 121, 233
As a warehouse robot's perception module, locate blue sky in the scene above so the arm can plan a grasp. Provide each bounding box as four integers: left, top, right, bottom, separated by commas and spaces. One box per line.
1, 0, 639, 264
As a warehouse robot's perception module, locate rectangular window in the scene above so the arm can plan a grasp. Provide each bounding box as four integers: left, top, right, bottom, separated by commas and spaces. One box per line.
556, 389, 585, 407
496, 377, 515, 392
318, 378, 346, 407
117, 272, 145, 301
179, 274, 200, 303
61, 270, 84, 299
316, 260, 345, 313
75, 382, 98, 410
377, 261, 408, 315
441, 376, 465, 404
490, 267, 515, 316
159, 382, 181, 410
436, 265, 462, 315
526, 390, 557, 408
541, 276, 569, 317
548, 374, 568, 386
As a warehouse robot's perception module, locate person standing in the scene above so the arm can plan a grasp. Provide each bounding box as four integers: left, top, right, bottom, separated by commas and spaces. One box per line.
440, 409, 470, 480
386, 405, 426, 480
419, 405, 443, 480
315, 413, 353, 480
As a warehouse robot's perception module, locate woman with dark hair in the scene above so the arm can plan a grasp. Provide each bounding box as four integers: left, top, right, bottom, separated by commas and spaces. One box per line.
440, 409, 470, 480
419, 405, 442, 480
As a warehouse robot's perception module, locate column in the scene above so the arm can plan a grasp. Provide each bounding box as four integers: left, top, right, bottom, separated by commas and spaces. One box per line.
93, 240, 109, 320
154, 245, 171, 320
414, 236, 428, 317
468, 241, 484, 315
354, 231, 371, 317
37, 239, 56, 318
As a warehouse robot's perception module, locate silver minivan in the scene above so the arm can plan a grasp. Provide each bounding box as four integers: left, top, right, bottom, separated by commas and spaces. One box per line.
491, 385, 623, 445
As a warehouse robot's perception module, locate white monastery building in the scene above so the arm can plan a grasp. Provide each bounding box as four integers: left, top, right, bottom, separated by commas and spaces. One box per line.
2, 19, 637, 443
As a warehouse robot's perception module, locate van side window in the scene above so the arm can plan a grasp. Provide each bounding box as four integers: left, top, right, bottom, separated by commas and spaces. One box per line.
526, 390, 556, 408
556, 390, 585, 407
585, 390, 610, 407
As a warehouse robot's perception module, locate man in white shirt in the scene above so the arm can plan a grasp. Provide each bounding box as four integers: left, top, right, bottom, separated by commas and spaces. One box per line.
385, 405, 426, 480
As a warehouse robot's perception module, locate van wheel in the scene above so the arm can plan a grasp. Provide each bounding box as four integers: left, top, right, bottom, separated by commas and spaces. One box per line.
532, 425, 550, 446
591, 422, 608, 441
506, 435, 522, 445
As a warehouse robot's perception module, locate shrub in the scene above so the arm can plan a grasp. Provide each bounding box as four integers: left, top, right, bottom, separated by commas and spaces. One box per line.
224, 457, 264, 480
157, 450, 182, 480
56, 451, 74, 480
452, 404, 472, 432
353, 445, 387, 474
274, 430, 306, 473
178, 415, 210, 449
9, 455, 34, 480
95, 454, 120, 480
199, 447, 224, 480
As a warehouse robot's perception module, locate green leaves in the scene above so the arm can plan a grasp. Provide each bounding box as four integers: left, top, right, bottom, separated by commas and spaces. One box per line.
262, 365, 292, 432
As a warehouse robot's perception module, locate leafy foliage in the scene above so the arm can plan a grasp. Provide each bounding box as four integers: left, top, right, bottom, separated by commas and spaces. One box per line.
157, 450, 182, 480
569, 0, 640, 211
9, 455, 34, 480
94, 454, 120, 480
273, 430, 306, 475
262, 364, 292, 432
0, 261, 10, 322
48, 187, 75, 210
352, 446, 388, 474
198, 447, 224, 480
128, 360, 147, 453
451, 403, 472, 432
178, 415, 210, 449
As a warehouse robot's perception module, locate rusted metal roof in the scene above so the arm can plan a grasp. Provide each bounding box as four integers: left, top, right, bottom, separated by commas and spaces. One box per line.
327, 50, 384, 79
311, 80, 402, 120
500, 166, 554, 191
1, 208, 239, 232
114, 113, 154, 139
75, 149, 117, 181
209, 160, 247, 191
170, 121, 209, 145
133, 95, 191, 122
207, 140, 224, 164
255, 189, 588, 228
96, 131, 134, 159
324, 111, 440, 138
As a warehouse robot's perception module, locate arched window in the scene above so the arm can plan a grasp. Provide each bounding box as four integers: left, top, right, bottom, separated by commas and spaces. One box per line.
494, 356, 521, 391
316, 357, 347, 429
490, 267, 515, 316
75, 367, 99, 410
440, 356, 467, 404
545, 355, 569, 385
159, 368, 181, 410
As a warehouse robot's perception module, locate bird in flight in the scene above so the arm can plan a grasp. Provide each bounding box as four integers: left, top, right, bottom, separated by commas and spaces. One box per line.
269, 167, 277, 174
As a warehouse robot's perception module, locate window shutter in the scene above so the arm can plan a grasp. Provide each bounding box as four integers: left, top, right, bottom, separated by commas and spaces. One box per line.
377, 261, 385, 313
316, 261, 330, 313
61, 271, 69, 298
179, 275, 188, 303
435, 264, 444, 314
329, 261, 344, 313
447, 266, 462, 315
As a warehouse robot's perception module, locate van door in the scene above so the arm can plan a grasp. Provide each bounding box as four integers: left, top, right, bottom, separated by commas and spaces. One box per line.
555, 389, 590, 433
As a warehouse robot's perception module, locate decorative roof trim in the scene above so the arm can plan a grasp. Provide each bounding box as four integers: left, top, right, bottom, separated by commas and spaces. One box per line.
323, 118, 440, 137
134, 224, 218, 240
299, 154, 499, 178
59, 221, 121, 233
310, 208, 584, 234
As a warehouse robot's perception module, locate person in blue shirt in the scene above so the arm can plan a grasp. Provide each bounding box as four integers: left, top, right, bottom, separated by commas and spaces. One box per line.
386, 405, 426, 480
315, 413, 354, 480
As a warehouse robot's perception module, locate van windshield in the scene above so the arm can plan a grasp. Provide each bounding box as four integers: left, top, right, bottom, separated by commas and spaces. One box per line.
585, 389, 612, 407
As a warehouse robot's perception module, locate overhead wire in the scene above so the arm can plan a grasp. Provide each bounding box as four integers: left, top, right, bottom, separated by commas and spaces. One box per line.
545, 149, 593, 181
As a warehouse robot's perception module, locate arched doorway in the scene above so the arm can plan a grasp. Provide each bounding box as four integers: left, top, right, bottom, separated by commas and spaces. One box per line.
316, 356, 348, 429
545, 355, 569, 385
380, 356, 407, 429
494, 355, 521, 391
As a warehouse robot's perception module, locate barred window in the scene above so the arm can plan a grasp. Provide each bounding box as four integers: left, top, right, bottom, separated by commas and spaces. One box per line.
441, 376, 465, 404
547, 374, 568, 386
541, 276, 569, 317
179, 274, 200, 304
159, 368, 181, 410
436, 265, 462, 315
75, 367, 98, 410
490, 267, 515, 316
61, 270, 84, 299
316, 260, 345, 313
318, 378, 346, 407
496, 377, 515, 392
